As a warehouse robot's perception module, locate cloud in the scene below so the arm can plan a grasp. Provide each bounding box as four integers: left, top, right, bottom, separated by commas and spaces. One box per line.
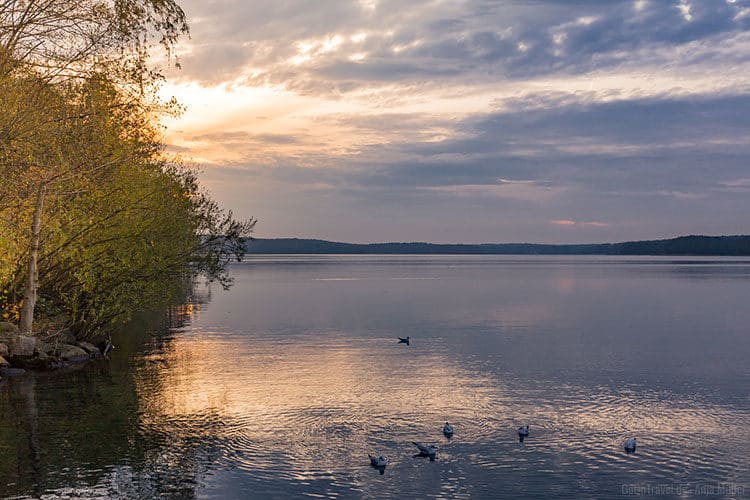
159, 1, 750, 243
170, 0, 750, 97
552, 220, 610, 227
179, 89, 750, 204
186, 131, 301, 145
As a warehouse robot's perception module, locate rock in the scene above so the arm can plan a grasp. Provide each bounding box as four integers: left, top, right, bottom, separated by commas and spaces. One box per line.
0, 342, 8, 358
0, 355, 9, 367
0, 322, 20, 341
35, 340, 55, 356
0, 321, 19, 334
57, 343, 88, 362
8, 335, 36, 357
0, 366, 25, 377
76, 341, 99, 356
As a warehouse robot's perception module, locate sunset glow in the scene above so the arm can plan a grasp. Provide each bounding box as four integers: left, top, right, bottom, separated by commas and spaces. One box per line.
159, 0, 750, 243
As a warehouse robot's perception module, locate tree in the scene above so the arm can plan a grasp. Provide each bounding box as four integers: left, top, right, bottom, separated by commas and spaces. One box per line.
0, 0, 187, 81
0, 1, 255, 338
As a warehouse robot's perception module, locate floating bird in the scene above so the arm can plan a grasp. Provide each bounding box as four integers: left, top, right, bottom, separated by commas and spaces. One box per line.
398, 336, 410, 346
413, 442, 437, 456
368, 455, 387, 474
624, 438, 637, 453
443, 422, 454, 436
369, 455, 388, 467
518, 425, 529, 442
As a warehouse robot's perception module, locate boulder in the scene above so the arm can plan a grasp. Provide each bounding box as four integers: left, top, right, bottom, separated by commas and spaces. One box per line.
0, 355, 9, 367
35, 340, 54, 355
0, 321, 19, 333
0, 322, 20, 340
76, 341, 100, 356
0, 342, 8, 357
0, 366, 24, 376
8, 335, 36, 357
57, 344, 88, 362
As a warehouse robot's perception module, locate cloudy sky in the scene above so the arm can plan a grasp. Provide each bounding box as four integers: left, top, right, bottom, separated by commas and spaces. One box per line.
160, 0, 750, 243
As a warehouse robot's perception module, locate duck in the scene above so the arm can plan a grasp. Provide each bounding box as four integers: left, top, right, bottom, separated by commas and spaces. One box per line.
413, 442, 437, 456
398, 336, 410, 345
443, 422, 454, 436
368, 455, 388, 467
518, 425, 529, 437
624, 438, 636, 453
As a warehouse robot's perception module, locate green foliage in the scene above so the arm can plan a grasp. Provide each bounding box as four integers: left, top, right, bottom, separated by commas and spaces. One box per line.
0, 2, 255, 339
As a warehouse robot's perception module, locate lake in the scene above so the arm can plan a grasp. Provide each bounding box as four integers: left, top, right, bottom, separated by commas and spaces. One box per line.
1, 255, 749, 498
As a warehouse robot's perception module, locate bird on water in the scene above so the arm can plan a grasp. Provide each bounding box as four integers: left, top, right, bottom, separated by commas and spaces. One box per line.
369, 455, 388, 467
368, 455, 387, 474
518, 425, 529, 442
413, 442, 437, 456
624, 438, 637, 453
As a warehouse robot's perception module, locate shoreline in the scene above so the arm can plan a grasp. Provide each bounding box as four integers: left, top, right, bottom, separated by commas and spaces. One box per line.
0, 321, 111, 380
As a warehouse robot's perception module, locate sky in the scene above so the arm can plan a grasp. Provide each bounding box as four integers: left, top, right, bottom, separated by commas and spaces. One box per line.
159, 0, 750, 244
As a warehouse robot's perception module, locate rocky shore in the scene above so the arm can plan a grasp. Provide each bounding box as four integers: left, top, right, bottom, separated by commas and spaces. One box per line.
0, 322, 108, 379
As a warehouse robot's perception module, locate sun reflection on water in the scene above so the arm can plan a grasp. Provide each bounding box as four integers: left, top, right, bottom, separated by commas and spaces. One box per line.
129, 320, 750, 497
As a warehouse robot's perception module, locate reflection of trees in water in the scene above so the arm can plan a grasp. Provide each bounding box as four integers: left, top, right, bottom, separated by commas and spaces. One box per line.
156, 278, 212, 331
0, 363, 142, 496
189, 279, 213, 307
1, 377, 41, 497
166, 303, 198, 331
0, 292, 217, 497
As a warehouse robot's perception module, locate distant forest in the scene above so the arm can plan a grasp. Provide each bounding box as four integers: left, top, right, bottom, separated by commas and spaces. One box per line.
245, 235, 750, 256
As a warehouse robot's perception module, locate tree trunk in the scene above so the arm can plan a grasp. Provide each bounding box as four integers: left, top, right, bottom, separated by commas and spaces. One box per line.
19, 182, 46, 334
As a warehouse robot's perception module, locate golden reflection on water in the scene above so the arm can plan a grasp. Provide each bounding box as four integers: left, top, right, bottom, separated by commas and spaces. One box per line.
135, 333, 506, 434
132, 326, 750, 490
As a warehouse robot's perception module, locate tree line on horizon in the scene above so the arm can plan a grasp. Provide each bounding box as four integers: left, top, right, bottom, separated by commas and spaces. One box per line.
244, 235, 750, 255
0, 1, 254, 340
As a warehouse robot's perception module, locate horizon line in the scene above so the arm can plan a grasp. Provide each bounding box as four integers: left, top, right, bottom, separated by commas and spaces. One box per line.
247, 233, 750, 247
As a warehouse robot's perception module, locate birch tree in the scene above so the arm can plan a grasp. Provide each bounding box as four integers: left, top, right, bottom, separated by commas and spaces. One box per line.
2, 2, 255, 338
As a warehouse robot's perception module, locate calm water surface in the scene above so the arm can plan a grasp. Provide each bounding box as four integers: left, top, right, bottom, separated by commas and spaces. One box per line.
1, 255, 749, 499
